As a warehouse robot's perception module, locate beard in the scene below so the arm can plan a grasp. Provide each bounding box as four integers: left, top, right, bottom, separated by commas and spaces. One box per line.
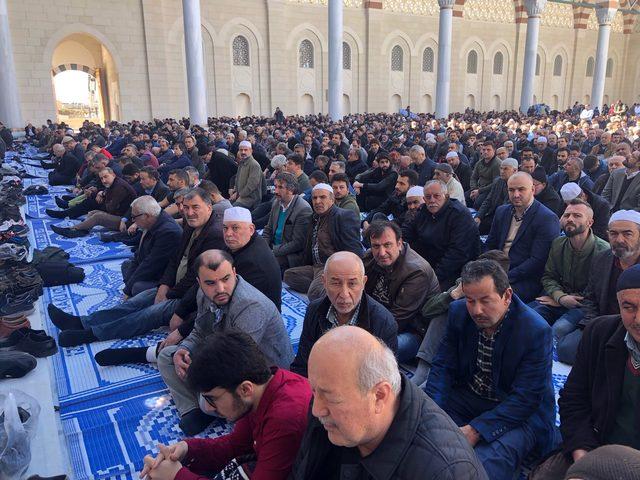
563, 223, 586, 237
612, 243, 640, 260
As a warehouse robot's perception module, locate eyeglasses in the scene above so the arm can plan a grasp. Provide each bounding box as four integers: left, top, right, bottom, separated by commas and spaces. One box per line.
202, 394, 217, 408
131, 212, 146, 220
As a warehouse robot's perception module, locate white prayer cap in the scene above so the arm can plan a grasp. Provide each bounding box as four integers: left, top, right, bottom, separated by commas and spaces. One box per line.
312, 183, 334, 194
238, 140, 252, 149
537, 136, 548, 143
446, 151, 458, 159
501, 158, 519, 169
406, 186, 424, 198
609, 209, 640, 226
223, 206, 252, 223
560, 182, 582, 201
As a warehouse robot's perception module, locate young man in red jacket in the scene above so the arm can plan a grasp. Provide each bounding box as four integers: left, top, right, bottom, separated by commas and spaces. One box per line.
140, 330, 311, 480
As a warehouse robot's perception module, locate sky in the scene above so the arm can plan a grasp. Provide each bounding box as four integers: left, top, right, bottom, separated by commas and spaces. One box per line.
54, 70, 90, 104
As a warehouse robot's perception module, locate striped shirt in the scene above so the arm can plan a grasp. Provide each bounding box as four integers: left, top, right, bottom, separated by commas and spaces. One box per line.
469, 323, 502, 401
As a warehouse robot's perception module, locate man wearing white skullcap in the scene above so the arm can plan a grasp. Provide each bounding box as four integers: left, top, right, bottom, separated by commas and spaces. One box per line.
405, 185, 425, 221
284, 182, 363, 301
229, 139, 263, 210
559, 182, 611, 240
554, 209, 640, 364
474, 158, 519, 234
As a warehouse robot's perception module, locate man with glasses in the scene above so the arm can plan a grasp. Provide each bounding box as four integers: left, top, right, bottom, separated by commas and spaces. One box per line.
602, 145, 640, 212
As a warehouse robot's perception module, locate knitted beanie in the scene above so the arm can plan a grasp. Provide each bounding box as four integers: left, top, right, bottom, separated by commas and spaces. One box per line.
564, 445, 640, 480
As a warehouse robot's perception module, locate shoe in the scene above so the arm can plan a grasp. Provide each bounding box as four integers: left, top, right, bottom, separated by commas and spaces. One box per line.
54, 196, 69, 209
0, 290, 37, 317
178, 409, 213, 436
22, 185, 48, 195
26, 475, 69, 480
0, 351, 37, 378
0, 243, 28, 262
47, 304, 84, 331
0, 328, 58, 357
51, 224, 89, 238
0, 315, 30, 338
58, 328, 97, 347
45, 208, 68, 219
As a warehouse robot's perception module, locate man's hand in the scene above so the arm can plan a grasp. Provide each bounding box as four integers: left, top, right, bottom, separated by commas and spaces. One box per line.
362, 221, 370, 232
95, 191, 104, 204
535, 295, 561, 307
127, 223, 138, 235
460, 425, 481, 447
169, 313, 183, 331
353, 181, 363, 189
450, 282, 465, 300
155, 285, 170, 304
174, 349, 191, 379
119, 220, 127, 233
140, 443, 185, 480
229, 191, 238, 202
160, 329, 184, 351
469, 189, 479, 200
559, 295, 584, 309
474, 217, 481, 225
572, 448, 588, 462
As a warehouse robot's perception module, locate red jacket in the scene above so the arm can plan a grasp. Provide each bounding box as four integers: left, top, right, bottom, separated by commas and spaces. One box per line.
175, 368, 312, 480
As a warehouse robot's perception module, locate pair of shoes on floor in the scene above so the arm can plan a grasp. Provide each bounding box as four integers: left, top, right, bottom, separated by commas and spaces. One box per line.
0, 289, 39, 317
45, 208, 68, 219
50, 224, 89, 238
0, 350, 37, 379
47, 304, 97, 347
0, 327, 58, 357
0, 314, 31, 338
22, 184, 48, 195
0, 243, 28, 262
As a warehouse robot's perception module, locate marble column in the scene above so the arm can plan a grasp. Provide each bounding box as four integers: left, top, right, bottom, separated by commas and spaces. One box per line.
435, 0, 455, 119
590, 5, 617, 111
328, 0, 343, 120
182, 0, 207, 126
519, 0, 546, 113
0, 0, 23, 130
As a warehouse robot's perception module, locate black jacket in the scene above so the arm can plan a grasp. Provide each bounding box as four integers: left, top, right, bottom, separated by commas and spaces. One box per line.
123, 211, 182, 296
302, 206, 363, 265
364, 193, 407, 225
476, 177, 508, 221
403, 200, 480, 289
453, 162, 472, 191
535, 183, 564, 217
579, 249, 619, 326
208, 151, 238, 198
159, 209, 227, 299
412, 158, 439, 187
558, 315, 633, 456
345, 158, 368, 183
289, 375, 488, 480
54, 152, 82, 180
358, 168, 398, 211
290, 294, 397, 377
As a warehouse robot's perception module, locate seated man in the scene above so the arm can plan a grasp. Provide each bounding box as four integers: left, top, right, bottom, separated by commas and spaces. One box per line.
120, 196, 183, 298
362, 221, 439, 363
262, 172, 313, 271
530, 265, 640, 478
331, 173, 360, 217
158, 250, 294, 435
403, 180, 480, 290
157, 142, 191, 183
362, 169, 418, 230
290, 326, 488, 479
425, 259, 559, 479
230, 140, 264, 210
142, 330, 311, 480
555, 210, 640, 364
485, 172, 560, 303
47, 188, 226, 347
529, 199, 609, 349
284, 153, 311, 192
46, 143, 81, 185
474, 158, 518, 234
433, 163, 466, 205
548, 156, 595, 193
559, 182, 610, 240
352, 153, 398, 212
532, 166, 564, 216
284, 183, 362, 301
290, 251, 397, 377
51, 167, 137, 238
159, 169, 190, 209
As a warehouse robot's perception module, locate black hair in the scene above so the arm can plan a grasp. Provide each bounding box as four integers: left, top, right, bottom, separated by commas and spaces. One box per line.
461, 259, 510, 296
140, 166, 159, 181
366, 220, 402, 243
331, 172, 350, 186
187, 330, 271, 393
194, 249, 233, 272
274, 172, 299, 194
198, 179, 221, 196
309, 170, 329, 183
477, 250, 510, 276
168, 169, 190, 185
286, 153, 304, 167
183, 186, 213, 205
121, 163, 140, 176
583, 155, 599, 171
398, 169, 419, 186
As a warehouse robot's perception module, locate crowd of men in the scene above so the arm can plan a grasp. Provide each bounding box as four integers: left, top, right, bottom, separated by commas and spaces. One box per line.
10, 102, 640, 479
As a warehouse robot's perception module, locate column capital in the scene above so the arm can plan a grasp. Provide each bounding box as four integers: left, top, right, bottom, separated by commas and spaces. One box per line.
438, 0, 456, 10
524, 0, 547, 17
595, 5, 617, 26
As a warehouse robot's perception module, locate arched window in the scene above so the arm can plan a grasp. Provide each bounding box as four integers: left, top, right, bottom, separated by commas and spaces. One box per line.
343, 42, 351, 70
232, 36, 250, 66
422, 47, 434, 72
606, 58, 613, 78
553, 55, 563, 76
535, 54, 541, 76
493, 52, 504, 75
299, 39, 314, 68
391, 45, 403, 71
586, 57, 595, 77
467, 50, 478, 74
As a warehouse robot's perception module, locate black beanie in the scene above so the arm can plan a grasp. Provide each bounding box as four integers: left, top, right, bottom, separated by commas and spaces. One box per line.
531, 166, 547, 184
564, 445, 640, 480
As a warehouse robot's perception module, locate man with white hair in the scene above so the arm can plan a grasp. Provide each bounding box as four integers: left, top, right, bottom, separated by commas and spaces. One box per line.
409, 144, 438, 187
230, 140, 264, 210
284, 183, 363, 301
474, 158, 518, 234
290, 326, 487, 479
559, 182, 610, 240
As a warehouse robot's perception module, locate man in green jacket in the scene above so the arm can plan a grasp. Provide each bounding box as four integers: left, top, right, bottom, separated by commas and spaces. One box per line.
469, 141, 500, 208
529, 198, 609, 342
230, 140, 263, 210
331, 173, 360, 217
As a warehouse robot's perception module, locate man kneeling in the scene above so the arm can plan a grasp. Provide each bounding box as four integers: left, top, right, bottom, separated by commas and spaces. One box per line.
141, 330, 311, 480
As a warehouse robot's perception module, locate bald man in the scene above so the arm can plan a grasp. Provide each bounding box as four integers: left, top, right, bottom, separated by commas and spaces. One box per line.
290, 252, 397, 377
485, 172, 560, 303
290, 326, 487, 479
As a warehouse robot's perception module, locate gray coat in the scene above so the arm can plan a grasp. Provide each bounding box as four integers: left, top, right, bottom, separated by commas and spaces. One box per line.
602, 168, 640, 211
262, 195, 313, 268
180, 275, 294, 368
234, 155, 264, 209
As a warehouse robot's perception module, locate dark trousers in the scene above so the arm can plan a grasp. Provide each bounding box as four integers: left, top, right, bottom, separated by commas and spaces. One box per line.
444, 387, 537, 480
121, 259, 158, 297
66, 197, 99, 219
48, 171, 74, 186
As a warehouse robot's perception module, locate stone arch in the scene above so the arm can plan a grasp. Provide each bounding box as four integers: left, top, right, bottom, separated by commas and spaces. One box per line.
421, 94, 433, 113
224, 21, 263, 116
218, 17, 266, 50
390, 94, 402, 112
466, 94, 476, 109
285, 23, 327, 52
289, 27, 324, 114
379, 30, 415, 56
385, 36, 411, 113
459, 38, 486, 110
299, 94, 314, 115
235, 93, 252, 117
343, 94, 351, 114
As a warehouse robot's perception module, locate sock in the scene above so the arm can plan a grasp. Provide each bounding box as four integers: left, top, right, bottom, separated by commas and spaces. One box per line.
58, 329, 97, 348
95, 347, 148, 366
146, 345, 159, 363
411, 359, 431, 387
47, 304, 83, 331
